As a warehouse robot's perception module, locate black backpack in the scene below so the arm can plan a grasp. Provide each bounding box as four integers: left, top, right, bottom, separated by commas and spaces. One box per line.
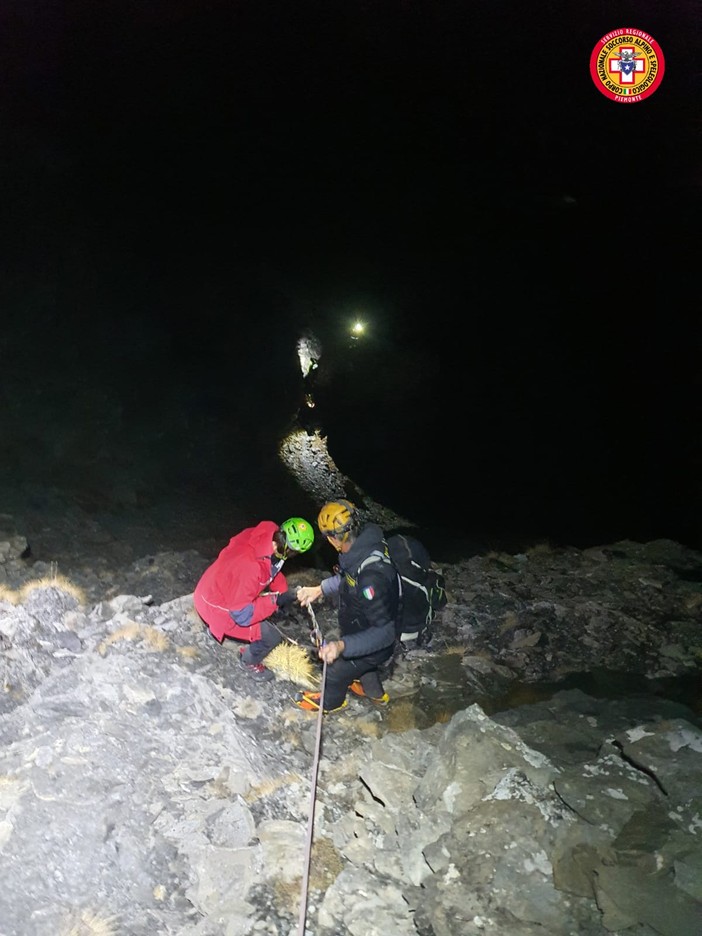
357, 533, 447, 649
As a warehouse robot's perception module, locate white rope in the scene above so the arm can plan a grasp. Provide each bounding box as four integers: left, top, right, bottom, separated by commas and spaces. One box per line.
296, 657, 327, 936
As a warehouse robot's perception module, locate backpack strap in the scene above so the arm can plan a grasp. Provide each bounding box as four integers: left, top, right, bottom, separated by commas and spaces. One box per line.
349, 548, 404, 605
357, 548, 389, 574
352, 549, 399, 586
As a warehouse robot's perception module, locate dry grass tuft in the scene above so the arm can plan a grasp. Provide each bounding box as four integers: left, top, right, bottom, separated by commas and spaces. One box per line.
310, 836, 344, 889
18, 574, 86, 606
141, 627, 169, 651
384, 699, 419, 732
443, 644, 466, 656
272, 876, 303, 914
0, 584, 17, 604
265, 642, 321, 689
61, 908, 119, 936
176, 645, 200, 659
348, 718, 382, 738
278, 708, 307, 728
99, 621, 143, 651
245, 771, 305, 803
271, 836, 345, 916
98, 623, 169, 655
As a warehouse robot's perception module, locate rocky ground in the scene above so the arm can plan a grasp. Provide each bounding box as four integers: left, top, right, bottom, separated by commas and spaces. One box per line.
0, 428, 700, 935
1, 487, 701, 936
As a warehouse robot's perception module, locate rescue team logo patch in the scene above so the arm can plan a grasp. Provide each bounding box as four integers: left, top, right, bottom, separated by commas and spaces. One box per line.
362, 585, 375, 600
590, 28, 665, 102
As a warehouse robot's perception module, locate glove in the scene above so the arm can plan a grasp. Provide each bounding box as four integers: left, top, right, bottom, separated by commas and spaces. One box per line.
229, 603, 254, 627
276, 589, 297, 609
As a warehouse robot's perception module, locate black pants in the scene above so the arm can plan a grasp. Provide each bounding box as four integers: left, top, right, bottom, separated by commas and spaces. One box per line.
241, 619, 283, 664
322, 654, 389, 710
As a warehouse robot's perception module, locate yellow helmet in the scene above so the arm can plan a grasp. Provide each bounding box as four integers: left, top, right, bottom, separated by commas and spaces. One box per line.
317, 499, 357, 537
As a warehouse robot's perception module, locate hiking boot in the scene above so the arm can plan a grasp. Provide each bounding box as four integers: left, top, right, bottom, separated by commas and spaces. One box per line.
293, 691, 348, 714
239, 646, 274, 682
349, 680, 389, 705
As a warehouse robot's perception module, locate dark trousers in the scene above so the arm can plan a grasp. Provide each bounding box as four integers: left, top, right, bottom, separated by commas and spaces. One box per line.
322, 655, 388, 710
242, 620, 283, 664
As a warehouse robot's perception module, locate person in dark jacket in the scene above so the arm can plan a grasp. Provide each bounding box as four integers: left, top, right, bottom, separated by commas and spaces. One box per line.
193, 517, 314, 681
295, 499, 399, 713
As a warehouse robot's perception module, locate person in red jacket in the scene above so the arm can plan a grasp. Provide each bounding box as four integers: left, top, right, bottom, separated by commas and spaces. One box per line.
193, 517, 314, 680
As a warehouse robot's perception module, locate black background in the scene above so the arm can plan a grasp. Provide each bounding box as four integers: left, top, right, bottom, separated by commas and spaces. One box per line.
1, 1, 700, 555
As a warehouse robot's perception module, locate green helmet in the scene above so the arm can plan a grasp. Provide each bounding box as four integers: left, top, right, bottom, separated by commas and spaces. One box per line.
280, 517, 314, 553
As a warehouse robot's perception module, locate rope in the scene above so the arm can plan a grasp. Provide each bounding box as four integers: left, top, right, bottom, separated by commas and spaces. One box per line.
297, 657, 327, 936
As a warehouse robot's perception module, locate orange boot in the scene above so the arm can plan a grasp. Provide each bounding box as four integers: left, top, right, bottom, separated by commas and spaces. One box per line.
293, 691, 348, 714
349, 680, 389, 705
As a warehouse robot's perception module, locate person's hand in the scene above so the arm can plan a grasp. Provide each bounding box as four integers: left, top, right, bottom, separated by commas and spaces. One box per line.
276, 589, 298, 609
297, 585, 323, 608
319, 639, 344, 664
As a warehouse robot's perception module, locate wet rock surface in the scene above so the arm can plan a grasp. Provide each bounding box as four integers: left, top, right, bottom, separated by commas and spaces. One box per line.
1, 503, 701, 935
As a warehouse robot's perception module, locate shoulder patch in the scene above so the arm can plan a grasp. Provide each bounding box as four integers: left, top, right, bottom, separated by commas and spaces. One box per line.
362, 585, 375, 600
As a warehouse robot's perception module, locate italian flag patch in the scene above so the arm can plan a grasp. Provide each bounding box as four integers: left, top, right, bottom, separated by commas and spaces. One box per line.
362, 585, 375, 600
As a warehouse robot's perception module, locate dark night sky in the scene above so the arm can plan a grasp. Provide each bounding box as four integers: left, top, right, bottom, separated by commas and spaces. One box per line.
1, 1, 700, 553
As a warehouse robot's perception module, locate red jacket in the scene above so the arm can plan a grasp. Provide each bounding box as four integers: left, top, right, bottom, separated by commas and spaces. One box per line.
193, 520, 287, 642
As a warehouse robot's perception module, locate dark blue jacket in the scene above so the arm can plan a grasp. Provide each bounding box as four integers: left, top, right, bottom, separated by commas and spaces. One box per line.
321, 523, 399, 662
